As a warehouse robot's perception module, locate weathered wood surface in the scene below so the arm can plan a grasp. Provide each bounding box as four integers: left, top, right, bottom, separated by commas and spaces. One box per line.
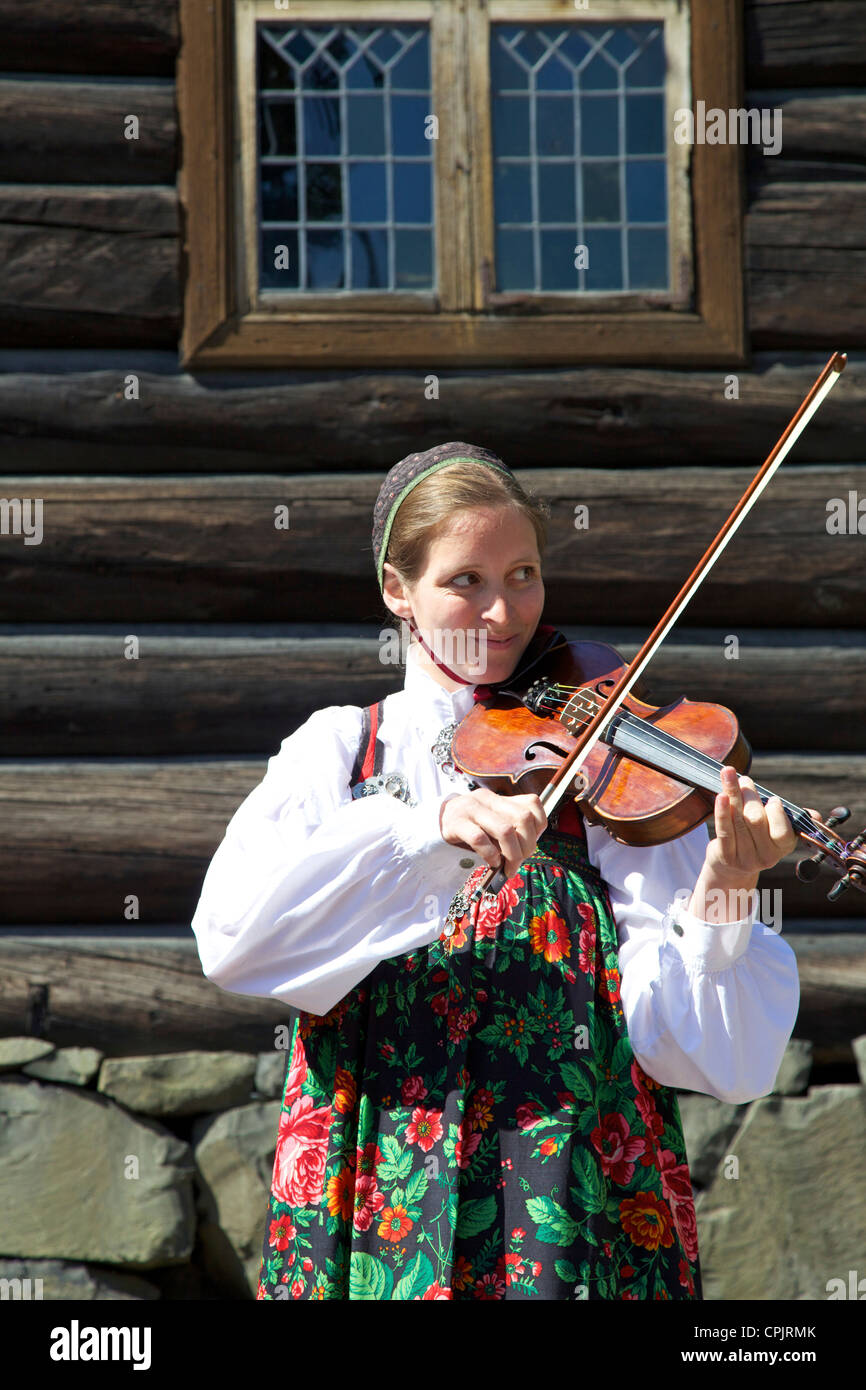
744, 0, 866, 86
0, 625, 863, 756
0, 79, 177, 185
0, 933, 289, 1061
746, 180, 866, 345
0, 0, 861, 88
0, 754, 863, 925
0, 187, 178, 346
745, 92, 866, 177
0, 928, 862, 1060
1, 467, 863, 626
2, 176, 865, 349
2, 354, 865, 472
0, 0, 178, 75
20, 76, 865, 195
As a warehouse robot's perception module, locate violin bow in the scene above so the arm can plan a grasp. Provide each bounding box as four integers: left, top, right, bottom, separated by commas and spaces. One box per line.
474, 350, 853, 899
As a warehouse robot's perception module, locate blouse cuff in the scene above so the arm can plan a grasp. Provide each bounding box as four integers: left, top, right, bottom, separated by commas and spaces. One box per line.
664, 891, 758, 971
394, 793, 482, 888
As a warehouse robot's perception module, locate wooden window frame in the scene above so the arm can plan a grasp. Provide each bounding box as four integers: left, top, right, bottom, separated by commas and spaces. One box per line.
178, 0, 746, 368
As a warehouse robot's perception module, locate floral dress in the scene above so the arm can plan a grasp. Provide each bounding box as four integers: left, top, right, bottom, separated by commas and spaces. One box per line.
255, 718, 703, 1302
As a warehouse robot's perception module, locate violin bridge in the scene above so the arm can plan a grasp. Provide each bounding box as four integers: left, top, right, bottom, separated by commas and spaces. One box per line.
561, 688, 600, 735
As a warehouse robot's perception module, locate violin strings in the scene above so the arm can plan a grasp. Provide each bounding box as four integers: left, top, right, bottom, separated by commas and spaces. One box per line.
532, 684, 839, 855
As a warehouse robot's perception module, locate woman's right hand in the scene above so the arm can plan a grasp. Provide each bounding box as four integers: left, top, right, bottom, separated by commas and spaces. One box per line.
439, 788, 548, 880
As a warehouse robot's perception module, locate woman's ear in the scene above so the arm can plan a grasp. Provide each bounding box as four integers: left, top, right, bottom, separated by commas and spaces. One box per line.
382, 563, 413, 622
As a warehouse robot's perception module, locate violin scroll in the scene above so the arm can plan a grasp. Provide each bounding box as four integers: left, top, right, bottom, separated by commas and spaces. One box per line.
795, 805, 866, 900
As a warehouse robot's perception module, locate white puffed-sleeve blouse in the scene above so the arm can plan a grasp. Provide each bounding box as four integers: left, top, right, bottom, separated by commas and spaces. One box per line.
190, 643, 800, 1106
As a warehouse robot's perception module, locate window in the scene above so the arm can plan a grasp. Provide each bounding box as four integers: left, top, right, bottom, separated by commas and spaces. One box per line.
178, 0, 745, 366
256, 21, 437, 297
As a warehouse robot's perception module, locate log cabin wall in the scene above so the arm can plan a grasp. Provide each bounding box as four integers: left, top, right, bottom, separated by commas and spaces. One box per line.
0, 0, 864, 1069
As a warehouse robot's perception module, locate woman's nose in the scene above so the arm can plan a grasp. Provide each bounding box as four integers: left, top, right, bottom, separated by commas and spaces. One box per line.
482, 592, 510, 624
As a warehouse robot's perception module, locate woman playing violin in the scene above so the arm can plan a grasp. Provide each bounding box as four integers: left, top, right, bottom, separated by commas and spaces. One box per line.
191, 441, 800, 1301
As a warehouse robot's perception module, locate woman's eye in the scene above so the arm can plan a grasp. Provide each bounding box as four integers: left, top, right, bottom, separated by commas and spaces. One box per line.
447, 567, 536, 587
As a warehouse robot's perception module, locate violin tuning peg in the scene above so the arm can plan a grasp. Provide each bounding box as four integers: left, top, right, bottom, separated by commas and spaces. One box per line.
795, 856, 823, 883
826, 806, 851, 828
827, 874, 851, 902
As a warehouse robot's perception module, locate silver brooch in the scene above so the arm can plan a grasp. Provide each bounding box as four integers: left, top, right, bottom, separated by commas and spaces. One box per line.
352, 772, 417, 807
432, 723, 479, 790
431, 721, 459, 777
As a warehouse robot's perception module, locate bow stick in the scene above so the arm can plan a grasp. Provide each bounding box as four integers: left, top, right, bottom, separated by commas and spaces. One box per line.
473, 350, 848, 899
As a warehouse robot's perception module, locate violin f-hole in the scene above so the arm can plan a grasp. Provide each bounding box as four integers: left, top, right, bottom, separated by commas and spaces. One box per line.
525, 739, 572, 762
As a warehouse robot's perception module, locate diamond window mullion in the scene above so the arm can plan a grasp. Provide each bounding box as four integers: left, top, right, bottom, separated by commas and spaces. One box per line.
254, 15, 437, 296
483, 7, 680, 301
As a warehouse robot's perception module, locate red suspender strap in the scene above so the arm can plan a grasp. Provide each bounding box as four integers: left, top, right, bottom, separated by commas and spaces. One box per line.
360, 702, 380, 781
350, 701, 386, 790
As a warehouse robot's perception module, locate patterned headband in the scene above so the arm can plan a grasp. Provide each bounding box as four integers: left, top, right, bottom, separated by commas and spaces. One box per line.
372, 441, 514, 592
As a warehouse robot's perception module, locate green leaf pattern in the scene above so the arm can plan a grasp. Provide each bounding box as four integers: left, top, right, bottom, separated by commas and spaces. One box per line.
256, 828, 701, 1300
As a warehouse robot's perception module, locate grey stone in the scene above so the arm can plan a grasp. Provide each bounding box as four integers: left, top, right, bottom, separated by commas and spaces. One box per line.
192, 1101, 281, 1299
0, 1258, 159, 1300
677, 1092, 749, 1188
97, 1052, 257, 1117
771, 1038, 813, 1094
22, 1047, 103, 1087
0, 1077, 195, 1269
255, 1050, 287, 1099
852, 1034, 866, 1085
0, 1037, 55, 1072
695, 1085, 866, 1299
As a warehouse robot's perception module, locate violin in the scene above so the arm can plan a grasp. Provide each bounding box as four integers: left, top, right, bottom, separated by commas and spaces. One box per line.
444, 351, 866, 904
449, 631, 866, 900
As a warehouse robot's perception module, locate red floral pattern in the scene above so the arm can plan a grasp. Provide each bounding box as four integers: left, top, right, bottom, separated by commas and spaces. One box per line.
256, 822, 702, 1301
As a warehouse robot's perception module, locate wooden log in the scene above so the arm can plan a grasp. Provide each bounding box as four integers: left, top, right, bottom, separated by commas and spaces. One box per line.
1, 163, 865, 349
0, 754, 862, 925
0, 933, 288, 1058
0, 466, 863, 626
0, 625, 863, 757
731, 752, 866, 918
0, 187, 178, 345
748, 181, 866, 250
745, 1, 866, 86
744, 92, 866, 171
746, 180, 866, 345
0, 928, 862, 1061
779, 930, 866, 1063
0, 0, 177, 76
0, 0, 857, 92
1, 353, 864, 473
0, 79, 176, 185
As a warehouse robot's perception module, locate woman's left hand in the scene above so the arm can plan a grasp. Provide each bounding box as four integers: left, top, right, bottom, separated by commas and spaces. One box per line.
705, 765, 800, 883
686, 766, 805, 924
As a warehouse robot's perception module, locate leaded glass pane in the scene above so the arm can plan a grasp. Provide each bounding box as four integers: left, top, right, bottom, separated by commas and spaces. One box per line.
627, 226, 668, 288
491, 20, 670, 293
258, 22, 433, 292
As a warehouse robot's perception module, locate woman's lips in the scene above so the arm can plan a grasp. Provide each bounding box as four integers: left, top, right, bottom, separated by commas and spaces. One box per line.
485, 634, 518, 647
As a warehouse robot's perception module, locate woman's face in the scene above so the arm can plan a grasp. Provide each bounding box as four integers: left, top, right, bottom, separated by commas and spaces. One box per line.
383, 504, 545, 689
